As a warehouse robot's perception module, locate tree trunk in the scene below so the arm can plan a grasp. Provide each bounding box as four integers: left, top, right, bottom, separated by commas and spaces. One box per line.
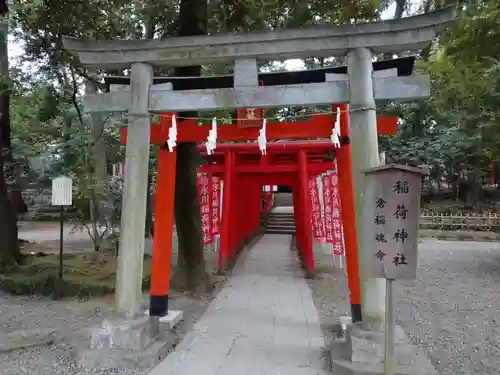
86, 79, 107, 249
144, 165, 154, 237
170, 0, 210, 293
394, 0, 406, 19
0, 0, 20, 267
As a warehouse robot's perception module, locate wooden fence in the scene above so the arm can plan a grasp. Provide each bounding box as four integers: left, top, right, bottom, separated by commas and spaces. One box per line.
420, 212, 500, 231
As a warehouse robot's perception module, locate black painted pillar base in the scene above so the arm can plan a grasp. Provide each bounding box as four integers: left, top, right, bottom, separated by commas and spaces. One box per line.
149, 295, 169, 317
351, 303, 362, 323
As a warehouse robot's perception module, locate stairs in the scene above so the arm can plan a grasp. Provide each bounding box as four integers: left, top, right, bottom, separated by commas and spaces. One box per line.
274, 192, 293, 207
266, 193, 295, 234
266, 211, 295, 234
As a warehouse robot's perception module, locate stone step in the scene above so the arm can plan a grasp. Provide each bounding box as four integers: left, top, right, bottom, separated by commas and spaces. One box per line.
266, 227, 295, 232
266, 224, 295, 229
268, 215, 294, 220
267, 220, 295, 225
265, 228, 295, 234
267, 221, 295, 226
268, 216, 295, 221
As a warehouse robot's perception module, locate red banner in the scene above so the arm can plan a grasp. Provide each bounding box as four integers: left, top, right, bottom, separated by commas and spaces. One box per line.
331, 172, 344, 255
197, 172, 213, 245
309, 178, 325, 241
211, 177, 221, 235
322, 171, 345, 255
322, 175, 334, 243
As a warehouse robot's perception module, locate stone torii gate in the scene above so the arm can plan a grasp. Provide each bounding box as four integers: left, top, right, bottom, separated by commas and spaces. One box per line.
63, 8, 455, 330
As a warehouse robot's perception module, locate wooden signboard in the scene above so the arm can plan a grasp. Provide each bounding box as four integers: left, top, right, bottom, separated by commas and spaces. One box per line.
363, 164, 428, 280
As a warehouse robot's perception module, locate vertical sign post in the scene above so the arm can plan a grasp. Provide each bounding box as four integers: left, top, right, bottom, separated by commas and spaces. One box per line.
363, 164, 428, 375
51, 176, 73, 280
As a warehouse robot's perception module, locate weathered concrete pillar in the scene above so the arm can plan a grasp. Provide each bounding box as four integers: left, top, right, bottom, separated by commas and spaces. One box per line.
347, 48, 386, 330
115, 63, 153, 318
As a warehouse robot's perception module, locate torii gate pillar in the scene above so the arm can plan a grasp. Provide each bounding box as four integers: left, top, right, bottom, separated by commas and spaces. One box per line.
115, 63, 154, 318
347, 48, 385, 330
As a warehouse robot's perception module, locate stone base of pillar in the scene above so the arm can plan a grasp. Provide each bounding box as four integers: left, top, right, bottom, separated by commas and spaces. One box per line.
143, 309, 184, 330
89, 316, 156, 351
328, 321, 437, 375
77, 336, 177, 370
76, 314, 180, 371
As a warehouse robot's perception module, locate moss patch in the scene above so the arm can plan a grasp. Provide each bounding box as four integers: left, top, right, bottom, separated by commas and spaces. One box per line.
0, 251, 152, 299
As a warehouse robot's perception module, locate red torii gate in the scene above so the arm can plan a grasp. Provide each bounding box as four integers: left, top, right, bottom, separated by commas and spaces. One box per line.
120, 106, 397, 322
197, 141, 337, 270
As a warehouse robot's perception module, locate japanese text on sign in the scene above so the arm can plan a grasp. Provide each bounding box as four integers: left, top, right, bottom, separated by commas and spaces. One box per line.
321, 174, 334, 243
197, 171, 213, 245
322, 169, 345, 255
309, 178, 325, 242
211, 177, 221, 235
363, 165, 425, 280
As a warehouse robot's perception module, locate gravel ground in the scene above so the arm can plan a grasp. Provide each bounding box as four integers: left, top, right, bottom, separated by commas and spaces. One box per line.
308, 238, 500, 375
0, 248, 225, 375
0, 295, 115, 375
307, 246, 351, 344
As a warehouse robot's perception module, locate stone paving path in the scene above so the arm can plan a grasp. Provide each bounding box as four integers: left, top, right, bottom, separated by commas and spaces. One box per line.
149, 234, 328, 375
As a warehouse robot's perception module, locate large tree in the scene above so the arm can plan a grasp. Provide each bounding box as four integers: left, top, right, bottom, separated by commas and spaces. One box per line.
0, 0, 20, 267
171, 0, 211, 293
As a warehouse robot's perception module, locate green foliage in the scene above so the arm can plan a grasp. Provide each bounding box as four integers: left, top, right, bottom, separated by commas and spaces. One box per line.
378, 0, 500, 204
0, 252, 151, 299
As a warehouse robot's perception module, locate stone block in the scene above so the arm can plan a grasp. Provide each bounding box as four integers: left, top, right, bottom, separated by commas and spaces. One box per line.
90, 316, 155, 351
350, 323, 410, 365
144, 310, 184, 330
78, 334, 178, 370
329, 336, 352, 363
329, 322, 438, 375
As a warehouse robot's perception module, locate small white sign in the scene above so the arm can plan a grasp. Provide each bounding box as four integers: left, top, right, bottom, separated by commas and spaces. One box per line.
363, 164, 427, 280
51, 176, 73, 206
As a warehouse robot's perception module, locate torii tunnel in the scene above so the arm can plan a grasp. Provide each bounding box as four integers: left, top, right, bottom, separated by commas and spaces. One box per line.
120, 103, 397, 322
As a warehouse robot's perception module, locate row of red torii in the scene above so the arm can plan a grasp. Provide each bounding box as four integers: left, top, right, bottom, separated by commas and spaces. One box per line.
121, 104, 398, 322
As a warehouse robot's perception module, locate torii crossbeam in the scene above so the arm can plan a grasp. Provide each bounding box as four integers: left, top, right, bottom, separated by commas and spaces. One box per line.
120, 113, 398, 144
